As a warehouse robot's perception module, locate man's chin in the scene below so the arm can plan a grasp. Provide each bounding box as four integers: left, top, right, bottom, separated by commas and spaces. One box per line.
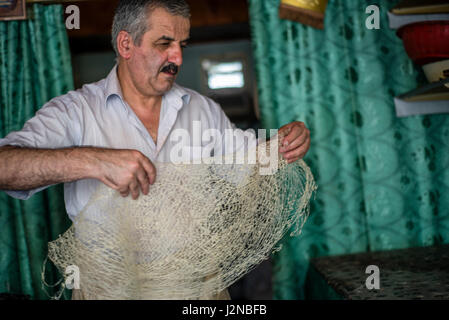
152, 80, 175, 95
161, 72, 177, 81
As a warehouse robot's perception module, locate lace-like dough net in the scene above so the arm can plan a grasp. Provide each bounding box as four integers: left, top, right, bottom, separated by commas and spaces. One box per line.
47, 139, 316, 299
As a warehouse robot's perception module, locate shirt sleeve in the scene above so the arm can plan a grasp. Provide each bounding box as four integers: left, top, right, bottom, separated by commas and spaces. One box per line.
207, 99, 259, 157
0, 96, 82, 200
204, 98, 267, 186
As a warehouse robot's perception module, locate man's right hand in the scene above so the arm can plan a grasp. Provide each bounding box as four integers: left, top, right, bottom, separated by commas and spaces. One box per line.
89, 149, 156, 200
0, 146, 156, 200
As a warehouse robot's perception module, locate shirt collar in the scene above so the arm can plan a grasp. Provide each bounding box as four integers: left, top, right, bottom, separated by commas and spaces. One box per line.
165, 82, 192, 110
104, 64, 191, 111
104, 64, 125, 105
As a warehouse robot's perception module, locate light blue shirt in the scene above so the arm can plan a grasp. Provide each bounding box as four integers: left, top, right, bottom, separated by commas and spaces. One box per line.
0, 65, 257, 221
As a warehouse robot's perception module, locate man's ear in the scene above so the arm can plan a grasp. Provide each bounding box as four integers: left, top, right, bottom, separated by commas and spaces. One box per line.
117, 31, 133, 60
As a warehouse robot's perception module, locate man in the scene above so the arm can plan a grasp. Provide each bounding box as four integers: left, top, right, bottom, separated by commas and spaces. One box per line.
0, 0, 310, 299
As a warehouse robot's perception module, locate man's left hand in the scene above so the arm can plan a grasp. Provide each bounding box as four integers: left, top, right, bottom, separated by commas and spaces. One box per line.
278, 121, 311, 164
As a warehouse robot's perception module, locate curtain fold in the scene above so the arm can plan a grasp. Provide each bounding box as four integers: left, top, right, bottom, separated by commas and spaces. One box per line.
0, 4, 73, 300
248, 0, 449, 299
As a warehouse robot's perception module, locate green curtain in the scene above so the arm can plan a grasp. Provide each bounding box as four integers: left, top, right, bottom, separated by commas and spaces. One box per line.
0, 4, 73, 300
248, 0, 449, 299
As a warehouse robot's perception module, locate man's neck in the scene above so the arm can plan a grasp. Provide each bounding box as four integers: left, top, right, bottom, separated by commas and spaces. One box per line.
117, 63, 162, 114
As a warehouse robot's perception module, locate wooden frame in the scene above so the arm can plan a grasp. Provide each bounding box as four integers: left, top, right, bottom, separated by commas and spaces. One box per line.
0, 0, 26, 21
279, 3, 325, 29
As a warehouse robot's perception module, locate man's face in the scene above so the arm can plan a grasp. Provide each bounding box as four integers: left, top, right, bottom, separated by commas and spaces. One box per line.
127, 7, 190, 97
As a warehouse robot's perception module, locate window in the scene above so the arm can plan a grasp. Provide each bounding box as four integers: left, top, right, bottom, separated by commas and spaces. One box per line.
202, 60, 245, 89
200, 55, 248, 95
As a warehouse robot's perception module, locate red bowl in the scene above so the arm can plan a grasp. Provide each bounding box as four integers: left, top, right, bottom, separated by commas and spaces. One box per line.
397, 21, 449, 65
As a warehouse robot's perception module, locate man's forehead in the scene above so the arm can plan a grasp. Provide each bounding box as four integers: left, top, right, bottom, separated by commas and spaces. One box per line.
146, 7, 190, 38
155, 23, 189, 35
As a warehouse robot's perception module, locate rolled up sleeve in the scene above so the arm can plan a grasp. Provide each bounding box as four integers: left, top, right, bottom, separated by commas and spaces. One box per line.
0, 97, 81, 199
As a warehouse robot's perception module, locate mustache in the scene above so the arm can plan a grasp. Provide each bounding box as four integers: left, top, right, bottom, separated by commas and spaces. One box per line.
160, 63, 179, 75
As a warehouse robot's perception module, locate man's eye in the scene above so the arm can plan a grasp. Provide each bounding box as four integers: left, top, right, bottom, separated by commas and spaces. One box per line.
159, 43, 170, 47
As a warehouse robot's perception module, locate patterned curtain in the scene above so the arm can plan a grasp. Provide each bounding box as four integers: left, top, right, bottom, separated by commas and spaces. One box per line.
248, 0, 449, 299
0, 4, 73, 299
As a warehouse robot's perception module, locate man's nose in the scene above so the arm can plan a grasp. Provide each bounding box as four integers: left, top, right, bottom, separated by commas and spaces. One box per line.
168, 44, 183, 67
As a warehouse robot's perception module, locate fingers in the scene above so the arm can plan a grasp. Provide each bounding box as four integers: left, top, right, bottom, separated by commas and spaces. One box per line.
277, 124, 292, 141
123, 157, 155, 199
120, 188, 130, 198
102, 175, 132, 197
132, 156, 156, 199
99, 149, 157, 199
283, 133, 310, 161
136, 167, 149, 196
278, 121, 311, 162
140, 156, 156, 185
119, 170, 146, 199
279, 124, 308, 153
129, 180, 140, 200
281, 122, 304, 146
102, 176, 119, 190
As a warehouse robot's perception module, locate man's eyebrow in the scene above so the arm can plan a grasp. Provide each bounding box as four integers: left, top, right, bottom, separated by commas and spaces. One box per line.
156, 36, 190, 43
157, 36, 174, 41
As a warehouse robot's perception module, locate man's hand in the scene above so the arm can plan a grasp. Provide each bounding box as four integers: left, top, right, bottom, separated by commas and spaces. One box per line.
278, 121, 311, 164
89, 149, 156, 200
0, 146, 155, 200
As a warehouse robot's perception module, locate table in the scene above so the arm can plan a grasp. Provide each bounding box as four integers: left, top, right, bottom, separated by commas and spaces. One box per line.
307, 244, 449, 299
